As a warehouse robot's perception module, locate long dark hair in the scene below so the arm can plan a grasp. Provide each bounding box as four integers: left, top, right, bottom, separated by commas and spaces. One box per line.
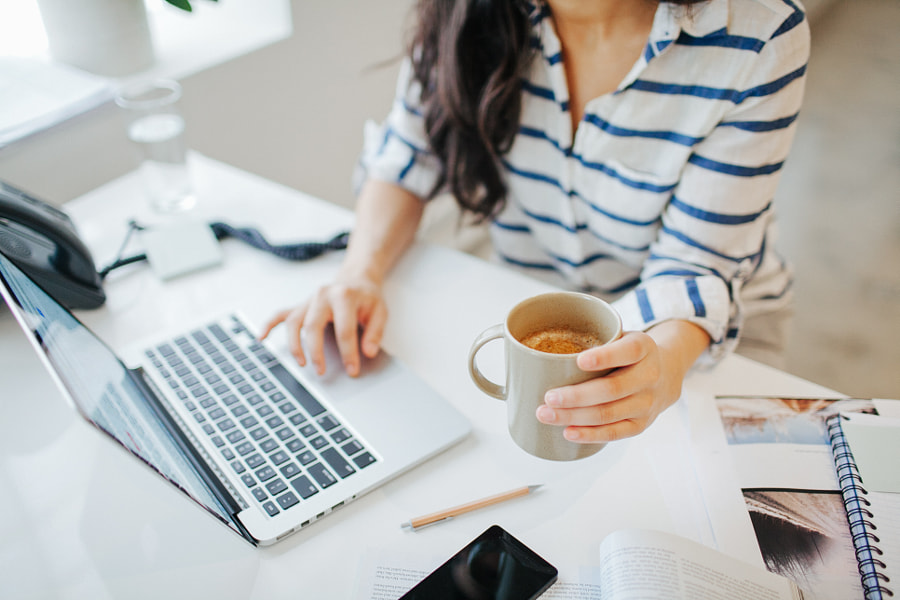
408, 0, 706, 221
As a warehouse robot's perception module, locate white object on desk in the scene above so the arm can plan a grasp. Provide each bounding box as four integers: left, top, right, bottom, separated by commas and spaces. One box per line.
0, 57, 113, 147
140, 220, 223, 280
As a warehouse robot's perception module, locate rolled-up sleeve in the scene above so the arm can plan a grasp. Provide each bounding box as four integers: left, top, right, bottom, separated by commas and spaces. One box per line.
355, 58, 442, 200
613, 11, 810, 364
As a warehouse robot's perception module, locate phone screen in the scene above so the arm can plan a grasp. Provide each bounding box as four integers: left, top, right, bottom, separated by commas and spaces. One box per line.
400, 525, 558, 600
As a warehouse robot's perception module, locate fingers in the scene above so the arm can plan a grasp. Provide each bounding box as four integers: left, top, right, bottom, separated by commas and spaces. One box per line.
301, 293, 334, 376
535, 389, 653, 443
330, 294, 362, 377
535, 330, 663, 443
359, 301, 388, 359
258, 309, 291, 340
576, 330, 652, 373
263, 283, 387, 376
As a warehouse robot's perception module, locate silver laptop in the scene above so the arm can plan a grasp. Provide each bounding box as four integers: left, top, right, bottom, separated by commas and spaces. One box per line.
0, 251, 470, 546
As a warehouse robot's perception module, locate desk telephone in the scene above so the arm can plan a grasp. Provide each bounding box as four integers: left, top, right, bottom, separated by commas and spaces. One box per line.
0, 181, 105, 309
0, 180, 352, 311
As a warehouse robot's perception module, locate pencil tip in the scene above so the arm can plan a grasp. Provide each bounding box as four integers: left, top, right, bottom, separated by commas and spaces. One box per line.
528, 484, 544, 492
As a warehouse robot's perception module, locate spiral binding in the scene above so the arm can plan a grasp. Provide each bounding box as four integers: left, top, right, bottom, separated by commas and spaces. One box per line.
826, 414, 894, 599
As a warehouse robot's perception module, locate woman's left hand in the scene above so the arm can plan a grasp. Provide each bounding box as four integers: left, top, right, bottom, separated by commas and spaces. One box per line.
535, 321, 710, 443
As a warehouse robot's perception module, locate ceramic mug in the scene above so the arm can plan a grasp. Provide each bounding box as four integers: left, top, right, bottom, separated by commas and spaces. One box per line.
468, 292, 622, 461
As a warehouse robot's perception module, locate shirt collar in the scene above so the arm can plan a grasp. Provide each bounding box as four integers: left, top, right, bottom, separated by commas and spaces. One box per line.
651, 0, 731, 45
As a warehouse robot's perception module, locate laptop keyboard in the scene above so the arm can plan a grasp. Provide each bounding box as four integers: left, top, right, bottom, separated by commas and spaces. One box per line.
143, 315, 377, 518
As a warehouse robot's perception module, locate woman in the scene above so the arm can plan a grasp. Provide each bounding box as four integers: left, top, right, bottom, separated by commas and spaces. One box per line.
263, 0, 810, 444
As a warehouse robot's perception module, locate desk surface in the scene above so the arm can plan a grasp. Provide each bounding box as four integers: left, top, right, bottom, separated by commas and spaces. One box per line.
0, 155, 839, 599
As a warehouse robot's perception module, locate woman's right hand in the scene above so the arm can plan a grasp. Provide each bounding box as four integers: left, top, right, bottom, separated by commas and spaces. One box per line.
260, 274, 388, 378
261, 179, 426, 377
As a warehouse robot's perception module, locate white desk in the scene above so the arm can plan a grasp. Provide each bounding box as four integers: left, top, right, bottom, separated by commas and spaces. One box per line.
0, 155, 839, 599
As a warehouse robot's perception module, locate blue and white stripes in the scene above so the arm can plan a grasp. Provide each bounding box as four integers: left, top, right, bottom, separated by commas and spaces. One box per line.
359, 0, 810, 364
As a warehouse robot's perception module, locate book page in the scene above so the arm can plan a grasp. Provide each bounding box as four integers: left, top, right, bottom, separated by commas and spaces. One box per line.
841, 413, 900, 492
598, 529, 801, 600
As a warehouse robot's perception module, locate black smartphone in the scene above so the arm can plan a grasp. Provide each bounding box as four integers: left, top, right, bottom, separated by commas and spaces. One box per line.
399, 525, 558, 600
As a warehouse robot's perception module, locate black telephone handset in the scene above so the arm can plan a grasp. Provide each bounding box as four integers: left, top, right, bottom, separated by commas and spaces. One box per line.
0, 181, 105, 309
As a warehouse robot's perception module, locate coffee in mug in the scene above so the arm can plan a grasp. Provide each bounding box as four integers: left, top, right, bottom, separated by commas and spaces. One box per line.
468, 291, 622, 461
520, 326, 605, 354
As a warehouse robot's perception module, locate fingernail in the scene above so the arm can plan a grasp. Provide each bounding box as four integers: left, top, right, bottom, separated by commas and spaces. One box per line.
536, 405, 556, 423
545, 391, 562, 407
564, 428, 580, 441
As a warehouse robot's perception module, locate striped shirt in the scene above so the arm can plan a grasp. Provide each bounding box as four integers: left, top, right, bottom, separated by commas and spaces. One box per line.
359, 0, 810, 364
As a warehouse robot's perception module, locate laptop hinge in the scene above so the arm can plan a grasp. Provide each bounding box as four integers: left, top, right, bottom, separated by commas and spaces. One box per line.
126, 365, 258, 546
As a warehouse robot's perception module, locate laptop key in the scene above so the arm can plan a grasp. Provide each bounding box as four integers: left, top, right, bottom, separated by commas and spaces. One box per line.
276, 491, 300, 510
275, 427, 295, 441
246, 453, 265, 469
262, 501, 279, 517
265, 478, 288, 496
317, 415, 339, 431
341, 440, 363, 456
277, 402, 297, 415
331, 429, 351, 444
290, 475, 318, 499
307, 462, 337, 489
286, 438, 306, 453
280, 462, 301, 479
209, 323, 230, 342
266, 364, 326, 416
252, 487, 267, 502
256, 466, 276, 482
297, 451, 316, 465
321, 448, 355, 479
353, 452, 376, 469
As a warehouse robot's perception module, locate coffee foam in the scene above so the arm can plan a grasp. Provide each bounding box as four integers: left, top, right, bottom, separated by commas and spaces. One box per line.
520, 326, 603, 354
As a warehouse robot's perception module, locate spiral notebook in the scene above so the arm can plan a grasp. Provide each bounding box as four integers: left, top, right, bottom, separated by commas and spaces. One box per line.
826, 412, 900, 599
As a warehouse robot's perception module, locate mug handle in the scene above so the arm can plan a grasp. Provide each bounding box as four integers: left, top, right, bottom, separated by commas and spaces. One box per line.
467, 324, 506, 400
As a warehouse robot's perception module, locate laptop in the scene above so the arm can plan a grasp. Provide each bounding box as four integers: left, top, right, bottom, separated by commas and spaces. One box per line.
0, 251, 470, 546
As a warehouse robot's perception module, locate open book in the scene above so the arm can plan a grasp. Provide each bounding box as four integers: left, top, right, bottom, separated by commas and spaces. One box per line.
595, 528, 803, 600
356, 528, 804, 599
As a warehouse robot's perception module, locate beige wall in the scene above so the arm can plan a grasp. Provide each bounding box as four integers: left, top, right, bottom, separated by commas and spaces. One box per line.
0, 0, 415, 209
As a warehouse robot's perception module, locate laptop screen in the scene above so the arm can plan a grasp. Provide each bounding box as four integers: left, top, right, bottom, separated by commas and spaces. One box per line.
0, 252, 236, 529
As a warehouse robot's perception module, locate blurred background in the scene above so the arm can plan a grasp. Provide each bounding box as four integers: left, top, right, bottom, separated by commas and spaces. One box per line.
1, 0, 897, 399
